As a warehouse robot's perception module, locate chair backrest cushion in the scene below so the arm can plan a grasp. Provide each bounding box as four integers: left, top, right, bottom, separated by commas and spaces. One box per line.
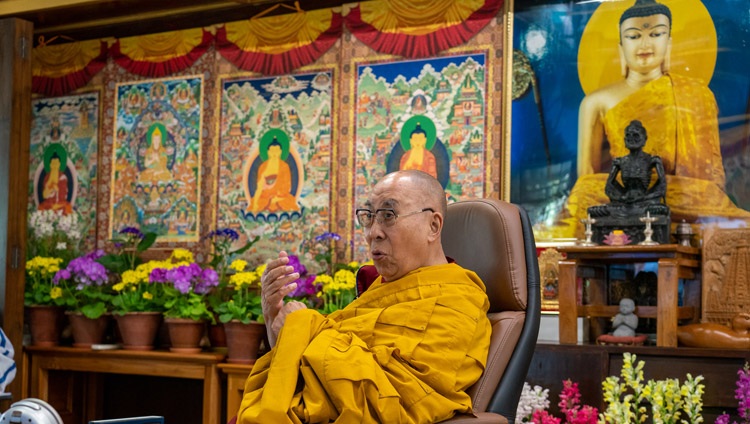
441, 199, 529, 413
441, 199, 528, 313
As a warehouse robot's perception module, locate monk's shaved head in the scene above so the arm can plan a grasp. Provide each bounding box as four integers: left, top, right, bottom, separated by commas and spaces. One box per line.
379, 170, 447, 217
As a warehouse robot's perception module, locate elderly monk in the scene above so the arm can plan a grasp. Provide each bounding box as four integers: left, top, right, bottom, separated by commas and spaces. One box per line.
238, 170, 492, 423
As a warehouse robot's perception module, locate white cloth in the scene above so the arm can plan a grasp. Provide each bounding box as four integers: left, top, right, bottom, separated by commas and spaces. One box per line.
0, 327, 16, 394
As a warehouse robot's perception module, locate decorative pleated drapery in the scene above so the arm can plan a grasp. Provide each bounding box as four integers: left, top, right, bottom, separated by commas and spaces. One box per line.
110, 28, 213, 78
346, 0, 503, 58
216, 8, 342, 75
32, 39, 108, 97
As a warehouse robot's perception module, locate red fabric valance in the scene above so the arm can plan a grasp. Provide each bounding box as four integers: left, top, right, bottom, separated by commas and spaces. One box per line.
216, 8, 342, 75
32, 39, 108, 97
110, 28, 213, 77
346, 0, 503, 58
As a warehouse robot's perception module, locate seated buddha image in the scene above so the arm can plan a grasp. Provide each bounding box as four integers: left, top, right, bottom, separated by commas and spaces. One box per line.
138, 123, 174, 185
248, 130, 300, 214
37, 143, 75, 215
171, 83, 197, 111
388, 115, 450, 188
551, 0, 750, 238
400, 123, 437, 178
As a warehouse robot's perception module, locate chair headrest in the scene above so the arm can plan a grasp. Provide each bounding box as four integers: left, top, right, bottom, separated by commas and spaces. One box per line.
441, 199, 528, 313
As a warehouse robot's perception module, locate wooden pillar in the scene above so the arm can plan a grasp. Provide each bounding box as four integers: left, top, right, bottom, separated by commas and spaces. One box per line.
0, 17, 33, 403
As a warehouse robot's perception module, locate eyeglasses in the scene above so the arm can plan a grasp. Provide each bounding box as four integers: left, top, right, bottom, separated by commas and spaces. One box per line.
355, 208, 434, 228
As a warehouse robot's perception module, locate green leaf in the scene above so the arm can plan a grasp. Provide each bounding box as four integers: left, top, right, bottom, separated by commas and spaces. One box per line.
81, 302, 107, 319
137, 232, 157, 252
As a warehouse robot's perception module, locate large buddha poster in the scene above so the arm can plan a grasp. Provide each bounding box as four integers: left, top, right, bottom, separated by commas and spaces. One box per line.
217, 71, 333, 262
511, 0, 750, 241
111, 76, 203, 242
353, 53, 489, 258
30, 92, 100, 252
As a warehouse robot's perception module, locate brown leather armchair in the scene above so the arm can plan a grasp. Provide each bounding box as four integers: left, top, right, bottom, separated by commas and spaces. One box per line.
439, 199, 541, 424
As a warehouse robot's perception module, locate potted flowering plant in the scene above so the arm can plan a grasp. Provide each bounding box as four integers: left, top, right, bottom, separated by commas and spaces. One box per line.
214, 259, 263, 325
215, 259, 266, 363
54, 249, 111, 319
150, 250, 219, 352
24, 255, 65, 346
313, 261, 358, 314
52, 249, 112, 347
202, 228, 258, 348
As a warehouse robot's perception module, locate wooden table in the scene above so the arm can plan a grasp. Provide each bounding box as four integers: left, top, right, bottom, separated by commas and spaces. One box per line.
24, 346, 225, 424
558, 244, 701, 347
218, 362, 254, 419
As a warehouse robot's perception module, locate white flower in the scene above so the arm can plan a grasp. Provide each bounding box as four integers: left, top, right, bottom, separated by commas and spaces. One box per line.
55, 242, 67, 250
516, 382, 551, 423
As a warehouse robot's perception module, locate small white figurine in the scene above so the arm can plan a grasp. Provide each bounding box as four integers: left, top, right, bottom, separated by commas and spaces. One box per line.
612, 298, 638, 337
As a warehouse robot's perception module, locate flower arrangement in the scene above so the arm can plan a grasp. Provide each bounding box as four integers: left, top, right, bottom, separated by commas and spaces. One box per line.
24, 256, 65, 307
53, 250, 111, 319
213, 259, 264, 324
27, 210, 82, 263
516, 380, 598, 424
283, 253, 361, 314
202, 228, 259, 314
601, 353, 704, 424
152, 250, 219, 323
517, 383, 553, 423
516, 353, 705, 424
716, 362, 750, 424
314, 261, 358, 314
110, 248, 198, 314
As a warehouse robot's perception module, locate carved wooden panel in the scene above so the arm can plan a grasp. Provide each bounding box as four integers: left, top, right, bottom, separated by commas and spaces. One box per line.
702, 227, 750, 325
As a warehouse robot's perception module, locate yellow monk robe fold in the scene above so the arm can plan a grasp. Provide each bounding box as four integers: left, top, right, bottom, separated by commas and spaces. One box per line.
554, 73, 750, 238
238, 263, 491, 424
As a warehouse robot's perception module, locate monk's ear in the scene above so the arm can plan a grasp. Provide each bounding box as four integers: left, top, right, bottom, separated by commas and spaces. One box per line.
618, 44, 628, 78
427, 211, 442, 241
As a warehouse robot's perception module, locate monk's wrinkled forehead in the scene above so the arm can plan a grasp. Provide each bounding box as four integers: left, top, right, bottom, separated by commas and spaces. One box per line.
364, 174, 421, 209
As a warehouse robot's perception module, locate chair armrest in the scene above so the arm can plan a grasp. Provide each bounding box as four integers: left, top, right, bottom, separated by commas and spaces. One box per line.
440, 412, 508, 424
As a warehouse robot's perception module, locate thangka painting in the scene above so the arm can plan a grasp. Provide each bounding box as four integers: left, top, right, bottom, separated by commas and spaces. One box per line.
111, 76, 203, 242
510, 0, 750, 242
353, 53, 488, 258
217, 72, 333, 264
30, 92, 100, 252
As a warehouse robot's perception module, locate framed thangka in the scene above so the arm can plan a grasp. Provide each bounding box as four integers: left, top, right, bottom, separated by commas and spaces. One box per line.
30, 91, 100, 252
353, 53, 489, 258
510, 0, 750, 242
111, 76, 203, 242
217, 71, 334, 261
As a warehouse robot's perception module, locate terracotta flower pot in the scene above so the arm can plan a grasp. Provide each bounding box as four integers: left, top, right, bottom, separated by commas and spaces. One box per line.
26, 305, 64, 347
66, 311, 110, 348
114, 311, 162, 351
223, 320, 266, 364
208, 322, 227, 351
165, 317, 205, 353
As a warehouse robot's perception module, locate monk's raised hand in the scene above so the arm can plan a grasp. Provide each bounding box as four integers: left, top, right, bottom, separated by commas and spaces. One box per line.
260, 251, 300, 326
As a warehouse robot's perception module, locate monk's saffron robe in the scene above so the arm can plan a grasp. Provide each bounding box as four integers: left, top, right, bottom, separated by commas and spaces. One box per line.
238, 263, 491, 424
555, 73, 750, 238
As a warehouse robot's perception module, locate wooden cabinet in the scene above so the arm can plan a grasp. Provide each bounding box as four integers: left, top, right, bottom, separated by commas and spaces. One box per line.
24, 346, 225, 424
558, 244, 701, 347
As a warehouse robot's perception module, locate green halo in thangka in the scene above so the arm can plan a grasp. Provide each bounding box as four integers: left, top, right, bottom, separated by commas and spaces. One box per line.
400, 115, 437, 151
259, 129, 290, 161
146, 122, 168, 147
43, 143, 68, 173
